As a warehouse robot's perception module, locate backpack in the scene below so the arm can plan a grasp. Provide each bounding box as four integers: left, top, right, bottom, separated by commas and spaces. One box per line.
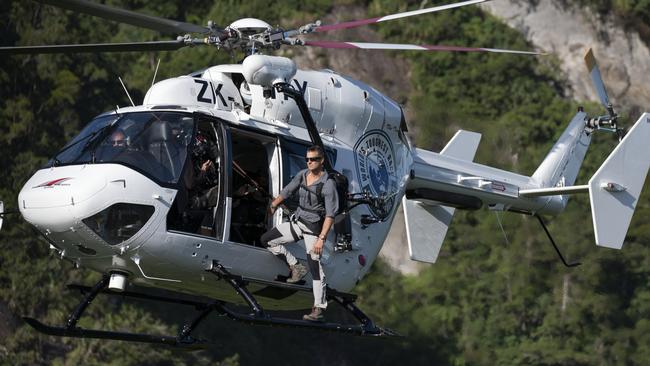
299, 170, 352, 252
299, 170, 348, 215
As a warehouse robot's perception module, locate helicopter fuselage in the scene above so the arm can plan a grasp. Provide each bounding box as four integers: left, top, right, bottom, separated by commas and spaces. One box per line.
18, 65, 413, 309
17, 61, 582, 310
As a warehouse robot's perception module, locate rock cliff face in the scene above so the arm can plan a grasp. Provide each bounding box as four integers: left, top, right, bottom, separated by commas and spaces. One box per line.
481, 0, 650, 116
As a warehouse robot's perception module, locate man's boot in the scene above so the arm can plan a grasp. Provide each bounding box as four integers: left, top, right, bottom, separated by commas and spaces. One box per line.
302, 307, 324, 322
287, 263, 307, 283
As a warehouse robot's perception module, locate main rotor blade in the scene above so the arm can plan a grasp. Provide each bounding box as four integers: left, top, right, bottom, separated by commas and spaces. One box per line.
315, 0, 490, 32
39, 0, 215, 35
303, 41, 543, 55
584, 48, 611, 109
0, 40, 187, 55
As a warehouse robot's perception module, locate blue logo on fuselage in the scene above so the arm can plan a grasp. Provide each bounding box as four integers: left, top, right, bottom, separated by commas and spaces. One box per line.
354, 130, 398, 219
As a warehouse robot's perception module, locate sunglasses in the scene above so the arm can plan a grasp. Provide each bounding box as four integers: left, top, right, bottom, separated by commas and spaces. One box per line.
305, 156, 323, 162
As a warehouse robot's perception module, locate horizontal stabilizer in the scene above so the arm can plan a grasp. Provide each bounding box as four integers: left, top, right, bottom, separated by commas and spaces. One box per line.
520, 185, 589, 197
404, 130, 481, 263
589, 113, 650, 249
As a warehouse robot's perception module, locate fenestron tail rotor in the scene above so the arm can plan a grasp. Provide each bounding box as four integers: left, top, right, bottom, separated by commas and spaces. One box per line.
583, 48, 623, 139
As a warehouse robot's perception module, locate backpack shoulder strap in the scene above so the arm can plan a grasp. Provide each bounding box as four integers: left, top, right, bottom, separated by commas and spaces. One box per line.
315, 182, 325, 205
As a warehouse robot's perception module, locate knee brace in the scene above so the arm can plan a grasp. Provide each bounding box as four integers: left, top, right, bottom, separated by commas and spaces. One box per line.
306, 257, 320, 280
260, 228, 283, 247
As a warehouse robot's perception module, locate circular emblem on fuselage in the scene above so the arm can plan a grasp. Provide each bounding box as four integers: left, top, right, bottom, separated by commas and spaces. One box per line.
354, 130, 398, 219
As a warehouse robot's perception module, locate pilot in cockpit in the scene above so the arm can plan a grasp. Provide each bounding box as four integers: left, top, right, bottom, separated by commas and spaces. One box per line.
109, 129, 129, 148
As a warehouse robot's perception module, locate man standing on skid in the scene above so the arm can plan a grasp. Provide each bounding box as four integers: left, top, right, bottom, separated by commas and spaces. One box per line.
261, 145, 338, 322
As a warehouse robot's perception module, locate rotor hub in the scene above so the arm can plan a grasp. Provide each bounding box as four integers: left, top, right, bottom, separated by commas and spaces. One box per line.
228, 18, 272, 38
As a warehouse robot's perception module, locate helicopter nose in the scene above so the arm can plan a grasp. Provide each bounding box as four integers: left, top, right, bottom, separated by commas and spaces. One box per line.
19, 166, 107, 231
18, 164, 174, 258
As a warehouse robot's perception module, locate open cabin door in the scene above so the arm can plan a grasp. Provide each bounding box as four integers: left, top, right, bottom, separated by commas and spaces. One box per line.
226, 127, 279, 246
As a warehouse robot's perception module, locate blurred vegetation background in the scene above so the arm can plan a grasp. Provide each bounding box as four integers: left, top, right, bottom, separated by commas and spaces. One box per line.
1, 0, 649, 365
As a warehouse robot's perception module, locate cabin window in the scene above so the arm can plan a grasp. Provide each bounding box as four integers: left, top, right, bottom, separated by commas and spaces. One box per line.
279, 138, 337, 213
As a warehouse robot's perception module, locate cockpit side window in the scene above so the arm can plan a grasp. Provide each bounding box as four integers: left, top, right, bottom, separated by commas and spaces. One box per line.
49, 114, 118, 166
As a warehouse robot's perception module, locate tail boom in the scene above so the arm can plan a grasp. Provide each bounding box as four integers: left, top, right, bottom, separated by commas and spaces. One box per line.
407, 112, 649, 251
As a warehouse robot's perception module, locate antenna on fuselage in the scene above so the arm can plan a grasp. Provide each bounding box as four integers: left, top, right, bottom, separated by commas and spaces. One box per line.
118, 76, 136, 107
151, 58, 161, 88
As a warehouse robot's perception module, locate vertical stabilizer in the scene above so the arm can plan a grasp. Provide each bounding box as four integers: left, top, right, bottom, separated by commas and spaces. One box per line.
590, 113, 650, 249
532, 112, 591, 189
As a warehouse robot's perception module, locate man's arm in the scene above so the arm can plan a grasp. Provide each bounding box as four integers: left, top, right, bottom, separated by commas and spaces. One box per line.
313, 179, 339, 255
269, 195, 285, 214
269, 171, 303, 214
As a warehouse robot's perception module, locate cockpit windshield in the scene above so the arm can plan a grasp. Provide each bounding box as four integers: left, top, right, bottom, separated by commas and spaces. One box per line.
48, 111, 195, 184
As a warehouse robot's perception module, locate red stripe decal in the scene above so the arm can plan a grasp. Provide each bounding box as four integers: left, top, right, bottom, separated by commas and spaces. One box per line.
34, 177, 72, 188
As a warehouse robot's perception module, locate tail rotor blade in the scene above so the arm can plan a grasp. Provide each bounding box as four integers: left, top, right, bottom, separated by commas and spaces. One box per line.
303, 41, 542, 55
584, 48, 611, 109
315, 0, 490, 32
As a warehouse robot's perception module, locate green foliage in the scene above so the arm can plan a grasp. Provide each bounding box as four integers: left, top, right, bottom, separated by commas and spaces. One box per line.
578, 0, 650, 27
1, 1, 648, 365
576, 0, 650, 42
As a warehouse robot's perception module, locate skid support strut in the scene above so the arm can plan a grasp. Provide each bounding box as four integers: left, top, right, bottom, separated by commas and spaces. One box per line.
208, 261, 266, 317
23, 275, 213, 346
205, 260, 397, 336
66, 274, 109, 329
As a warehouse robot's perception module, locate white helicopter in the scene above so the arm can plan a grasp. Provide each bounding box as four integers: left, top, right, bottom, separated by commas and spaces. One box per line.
1, 0, 648, 346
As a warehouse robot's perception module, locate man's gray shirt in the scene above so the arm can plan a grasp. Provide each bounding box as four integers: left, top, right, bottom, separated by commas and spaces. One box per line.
280, 169, 338, 223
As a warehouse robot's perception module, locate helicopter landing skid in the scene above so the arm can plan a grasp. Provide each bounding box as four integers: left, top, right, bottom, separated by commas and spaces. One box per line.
205, 260, 399, 337
22, 265, 397, 346
22, 275, 214, 347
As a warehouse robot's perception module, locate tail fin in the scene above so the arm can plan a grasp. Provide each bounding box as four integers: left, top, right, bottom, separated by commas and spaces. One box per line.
532, 111, 592, 188
589, 113, 650, 249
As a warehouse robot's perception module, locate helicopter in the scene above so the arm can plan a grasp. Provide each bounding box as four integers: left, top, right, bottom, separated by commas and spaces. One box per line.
0, 0, 648, 346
